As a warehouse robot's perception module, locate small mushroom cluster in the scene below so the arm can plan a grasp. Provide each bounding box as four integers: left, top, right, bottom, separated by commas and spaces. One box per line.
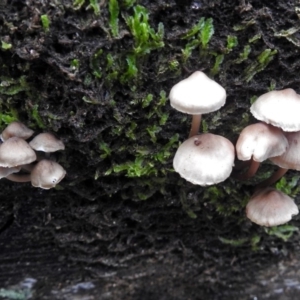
169, 72, 299, 227
169, 71, 235, 186
0, 121, 66, 189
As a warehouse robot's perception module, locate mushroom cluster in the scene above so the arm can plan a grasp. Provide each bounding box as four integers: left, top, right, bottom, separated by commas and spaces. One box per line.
169, 71, 235, 186
169, 73, 299, 227
0, 121, 66, 189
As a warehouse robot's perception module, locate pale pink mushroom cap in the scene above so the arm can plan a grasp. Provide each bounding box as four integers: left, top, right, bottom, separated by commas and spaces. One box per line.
173, 133, 235, 186
236, 122, 288, 162
250, 88, 300, 132
31, 159, 66, 189
246, 187, 299, 227
270, 131, 300, 170
169, 71, 226, 114
0, 137, 37, 167
1, 121, 34, 141
29, 133, 65, 152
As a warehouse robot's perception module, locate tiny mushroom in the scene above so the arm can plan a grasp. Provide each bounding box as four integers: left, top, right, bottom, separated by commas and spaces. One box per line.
250, 88, 300, 132
31, 159, 66, 189
234, 122, 288, 180
173, 133, 235, 186
246, 187, 299, 227
169, 71, 226, 137
29, 133, 65, 152
0, 137, 37, 167
1, 121, 34, 141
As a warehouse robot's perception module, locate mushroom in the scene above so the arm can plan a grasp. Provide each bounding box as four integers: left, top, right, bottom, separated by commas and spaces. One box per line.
169, 71, 226, 137
173, 133, 235, 185
0, 166, 21, 179
0, 137, 37, 167
30, 159, 66, 189
29, 133, 65, 152
255, 130, 300, 188
1, 121, 34, 141
234, 122, 288, 180
250, 88, 300, 132
246, 187, 299, 227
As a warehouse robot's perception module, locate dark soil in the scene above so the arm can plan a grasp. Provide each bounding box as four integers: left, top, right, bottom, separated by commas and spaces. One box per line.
0, 0, 300, 299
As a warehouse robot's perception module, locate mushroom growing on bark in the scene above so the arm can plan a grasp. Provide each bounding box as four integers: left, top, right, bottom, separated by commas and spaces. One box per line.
250, 88, 300, 132
1, 121, 34, 141
169, 71, 226, 137
256, 131, 300, 188
29, 133, 65, 152
234, 122, 288, 180
0, 137, 37, 167
31, 159, 66, 189
250, 88, 300, 188
173, 133, 235, 185
246, 187, 299, 227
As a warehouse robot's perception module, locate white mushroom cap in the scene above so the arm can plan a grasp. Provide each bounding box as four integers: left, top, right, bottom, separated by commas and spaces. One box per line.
270, 131, 300, 170
169, 71, 226, 114
246, 187, 299, 227
173, 133, 234, 186
236, 122, 288, 162
31, 159, 66, 189
29, 133, 65, 152
250, 88, 300, 132
0, 137, 37, 167
1, 121, 34, 141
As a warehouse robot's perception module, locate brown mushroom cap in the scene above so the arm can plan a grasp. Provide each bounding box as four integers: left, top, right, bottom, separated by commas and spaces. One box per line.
250, 88, 300, 132
29, 133, 65, 152
270, 131, 300, 170
1, 121, 34, 141
169, 71, 226, 115
173, 133, 235, 186
236, 122, 288, 162
31, 159, 66, 189
0, 137, 37, 167
246, 187, 299, 227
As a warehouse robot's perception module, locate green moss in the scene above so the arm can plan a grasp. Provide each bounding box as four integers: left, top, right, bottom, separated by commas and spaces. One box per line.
70, 59, 80, 70
181, 17, 214, 61
124, 5, 164, 56
0, 109, 18, 127
218, 236, 248, 247
243, 49, 277, 82
109, 0, 119, 37
226, 35, 238, 52
275, 176, 300, 197
1, 41, 12, 50
73, 0, 100, 15
210, 54, 224, 75
0, 76, 28, 95
265, 225, 299, 242
40, 14, 50, 32
31, 105, 46, 129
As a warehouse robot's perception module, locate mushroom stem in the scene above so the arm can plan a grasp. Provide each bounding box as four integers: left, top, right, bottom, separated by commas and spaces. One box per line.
232, 159, 260, 181
21, 163, 35, 173
256, 167, 289, 190
189, 114, 202, 138
6, 173, 31, 183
